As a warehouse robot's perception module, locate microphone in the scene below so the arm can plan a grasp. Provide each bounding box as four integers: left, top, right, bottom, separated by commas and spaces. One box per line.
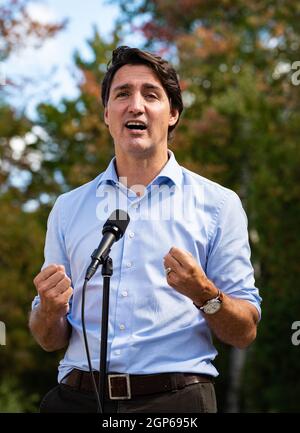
85, 209, 130, 280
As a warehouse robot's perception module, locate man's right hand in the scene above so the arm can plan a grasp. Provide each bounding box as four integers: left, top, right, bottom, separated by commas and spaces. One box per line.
33, 264, 73, 318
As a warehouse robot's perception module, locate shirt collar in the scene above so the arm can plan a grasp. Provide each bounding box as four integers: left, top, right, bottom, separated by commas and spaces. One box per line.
97, 150, 183, 189
151, 150, 182, 188
97, 156, 119, 187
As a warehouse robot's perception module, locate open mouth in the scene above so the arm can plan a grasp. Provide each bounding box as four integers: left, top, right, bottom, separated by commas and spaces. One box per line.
125, 121, 147, 131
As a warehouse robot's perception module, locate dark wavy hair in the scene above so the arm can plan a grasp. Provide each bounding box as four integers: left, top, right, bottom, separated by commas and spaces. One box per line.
101, 46, 183, 139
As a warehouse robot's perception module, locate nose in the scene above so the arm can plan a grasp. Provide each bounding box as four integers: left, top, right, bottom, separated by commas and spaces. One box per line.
128, 93, 144, 115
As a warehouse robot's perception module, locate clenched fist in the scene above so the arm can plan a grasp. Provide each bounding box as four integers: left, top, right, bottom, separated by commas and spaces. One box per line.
163, 247, 218, 306
33, 264, 73, 318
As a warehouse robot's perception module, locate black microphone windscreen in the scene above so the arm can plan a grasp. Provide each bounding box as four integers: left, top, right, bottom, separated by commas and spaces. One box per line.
103, 209, 130, 240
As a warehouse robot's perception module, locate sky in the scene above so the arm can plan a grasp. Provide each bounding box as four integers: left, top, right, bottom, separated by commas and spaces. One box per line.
3, 0, 146, 196
4, 0, 143, 116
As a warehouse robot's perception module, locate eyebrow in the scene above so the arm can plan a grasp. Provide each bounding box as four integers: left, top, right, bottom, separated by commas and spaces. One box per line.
112, 83, 163, 93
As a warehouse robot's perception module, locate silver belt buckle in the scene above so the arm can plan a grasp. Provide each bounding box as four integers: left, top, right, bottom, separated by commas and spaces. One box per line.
108, 374, 131, 400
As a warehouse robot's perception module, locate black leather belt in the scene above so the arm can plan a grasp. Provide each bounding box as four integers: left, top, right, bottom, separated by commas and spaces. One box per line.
60, 369, 213, 400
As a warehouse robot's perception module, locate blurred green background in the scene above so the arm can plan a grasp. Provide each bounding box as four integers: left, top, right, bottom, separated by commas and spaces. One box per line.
1, 0, 300, 413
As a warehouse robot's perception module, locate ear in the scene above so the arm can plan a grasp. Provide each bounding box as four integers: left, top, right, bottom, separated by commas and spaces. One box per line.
168, 107, 179, 127
104, 106, 109, 126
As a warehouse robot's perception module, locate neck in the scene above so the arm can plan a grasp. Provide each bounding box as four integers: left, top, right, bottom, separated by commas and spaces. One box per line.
114, 149, 169, 195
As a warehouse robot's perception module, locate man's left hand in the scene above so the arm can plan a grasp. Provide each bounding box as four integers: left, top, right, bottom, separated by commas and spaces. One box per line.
163, 246, 218, 306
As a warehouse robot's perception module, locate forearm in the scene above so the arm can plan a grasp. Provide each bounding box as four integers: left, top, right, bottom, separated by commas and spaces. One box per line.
201, 293, 259, 349
29, 304, 71, 352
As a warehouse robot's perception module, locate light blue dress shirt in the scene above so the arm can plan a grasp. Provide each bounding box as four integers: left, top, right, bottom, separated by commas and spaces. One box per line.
32, 151, 261, 382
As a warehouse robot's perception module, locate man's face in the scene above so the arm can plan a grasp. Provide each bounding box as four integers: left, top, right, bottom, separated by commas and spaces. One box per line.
104, 64, 179, 157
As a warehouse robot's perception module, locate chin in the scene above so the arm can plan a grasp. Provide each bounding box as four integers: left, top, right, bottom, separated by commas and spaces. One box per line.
125, 140, 154, 154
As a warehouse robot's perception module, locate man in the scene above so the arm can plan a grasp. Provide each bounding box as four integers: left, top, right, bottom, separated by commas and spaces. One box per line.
29, 46, 261, 413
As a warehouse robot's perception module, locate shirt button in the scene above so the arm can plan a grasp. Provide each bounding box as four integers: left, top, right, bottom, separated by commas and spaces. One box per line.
129, 232, 135, 238
132, 203, 139, 209
126, 261, 132, 268
115, 350, 121, 355
119, 324, 125, 330
121, 291, 128, 297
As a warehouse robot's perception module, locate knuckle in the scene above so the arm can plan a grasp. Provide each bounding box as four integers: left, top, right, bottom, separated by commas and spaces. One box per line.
47, 264, 57, 274
57, 270, 65, 279
65, 276, 71, 285
37, 282, 46, 294
186, 262, 194, 273
64, 279, 71, 290
191, 268, 197, 278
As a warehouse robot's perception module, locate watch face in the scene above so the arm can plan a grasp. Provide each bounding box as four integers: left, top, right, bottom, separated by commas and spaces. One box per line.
203, 299, 221, 315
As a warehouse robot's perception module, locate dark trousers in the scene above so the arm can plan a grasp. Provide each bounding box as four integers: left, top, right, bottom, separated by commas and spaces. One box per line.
39, 382, 217, 413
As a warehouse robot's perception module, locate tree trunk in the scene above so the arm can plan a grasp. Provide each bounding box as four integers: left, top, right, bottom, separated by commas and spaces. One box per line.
225, 347, 247, 412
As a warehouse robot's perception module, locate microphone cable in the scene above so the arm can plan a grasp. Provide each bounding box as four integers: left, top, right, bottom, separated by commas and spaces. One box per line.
81, 277, 103, 413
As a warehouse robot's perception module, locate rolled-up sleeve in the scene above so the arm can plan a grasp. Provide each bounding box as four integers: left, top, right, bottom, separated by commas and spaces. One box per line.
206, 191, 262, 318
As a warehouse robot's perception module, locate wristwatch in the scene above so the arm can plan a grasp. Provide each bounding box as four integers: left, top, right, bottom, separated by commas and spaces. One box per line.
194, 289, 223, 315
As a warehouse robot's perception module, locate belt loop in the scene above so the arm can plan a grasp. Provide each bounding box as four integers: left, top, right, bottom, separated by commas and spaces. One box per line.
174, 373, 186, 390
170, 374, 178, 393
78, 370, 83, 390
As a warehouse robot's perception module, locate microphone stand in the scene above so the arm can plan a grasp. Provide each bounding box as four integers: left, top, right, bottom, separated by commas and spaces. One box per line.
99, 255, 113, 413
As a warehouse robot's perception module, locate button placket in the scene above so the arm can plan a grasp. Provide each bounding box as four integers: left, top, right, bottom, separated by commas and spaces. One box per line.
111, 205, 136, 360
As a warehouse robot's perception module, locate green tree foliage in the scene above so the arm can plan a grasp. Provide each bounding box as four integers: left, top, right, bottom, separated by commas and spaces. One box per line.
0, 377, 39, 413
0, 0, 67, 412
113, 0, 300, 412
1, 12, 122, 410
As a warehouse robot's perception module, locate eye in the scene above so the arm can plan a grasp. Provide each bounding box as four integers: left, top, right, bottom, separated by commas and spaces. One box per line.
116, 92, 129, 98
145, 93, 158, 100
